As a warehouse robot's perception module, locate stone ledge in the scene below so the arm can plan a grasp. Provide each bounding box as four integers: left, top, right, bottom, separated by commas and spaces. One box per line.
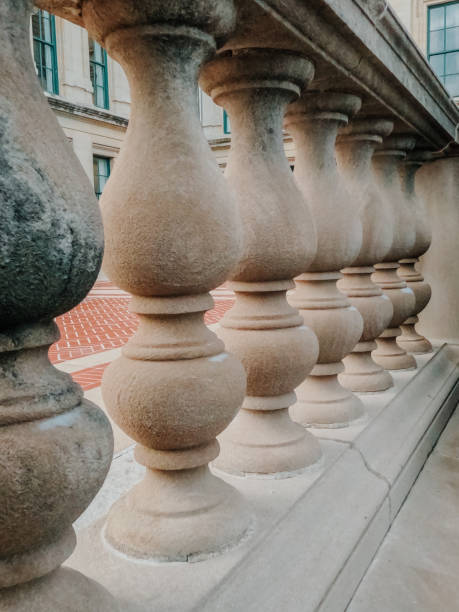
47, 96, 129, 128
67, 345, 459, 612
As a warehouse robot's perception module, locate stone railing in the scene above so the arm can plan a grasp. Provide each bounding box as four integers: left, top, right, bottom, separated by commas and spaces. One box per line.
2, 0, 459, 610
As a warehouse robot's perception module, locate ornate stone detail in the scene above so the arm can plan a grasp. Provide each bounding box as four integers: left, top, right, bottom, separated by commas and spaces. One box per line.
397, 150, 433, 354
0, 2, 115, 610
285, 92, 365, 428
372, 135, 417, 371
201, 49, 321, 475
80, 0, 251, 559
336, 119, 395, 392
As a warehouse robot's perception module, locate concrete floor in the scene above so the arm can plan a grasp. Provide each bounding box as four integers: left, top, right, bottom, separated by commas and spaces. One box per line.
348, 406, 459, 612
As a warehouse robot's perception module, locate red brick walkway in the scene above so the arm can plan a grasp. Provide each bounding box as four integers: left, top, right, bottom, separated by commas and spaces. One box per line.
53, 281, 235, 390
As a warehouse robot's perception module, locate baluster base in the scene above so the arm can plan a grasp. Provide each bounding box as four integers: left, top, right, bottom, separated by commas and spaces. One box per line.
340, 342, 394, 392
0, 567, 119, 612
214, 397, 321, 476
291, 363, 365, 428
398, 316, 433, 354
105, 455, 251, 562
216, 280, 321, 476
373, 330, 417, 370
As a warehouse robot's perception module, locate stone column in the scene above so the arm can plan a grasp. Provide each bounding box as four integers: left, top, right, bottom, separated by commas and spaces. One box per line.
397, 151, 433, 354
335, 119, 395, 392
372, 135, 417, 371
0, 2, 115, 610
285, 92, 365, 428
200, 50, 321, 476
415, 154, 459, 344
81, 0, 251, 560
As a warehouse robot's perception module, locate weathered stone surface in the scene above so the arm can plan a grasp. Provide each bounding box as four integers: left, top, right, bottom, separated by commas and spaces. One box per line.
76, 0, 252, 560
0, 2, 115, 608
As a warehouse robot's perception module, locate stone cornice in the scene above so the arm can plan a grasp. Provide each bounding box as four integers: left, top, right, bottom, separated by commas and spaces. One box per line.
225, 0, 459, 150
47, 95, 129, 128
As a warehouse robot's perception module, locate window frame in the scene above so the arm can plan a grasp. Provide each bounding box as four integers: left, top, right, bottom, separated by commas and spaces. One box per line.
89, 40, 110, 110
223, 110, 231, 135
32, 10, 59, 95
93, 155, 111, 199
427, 0, 459, 96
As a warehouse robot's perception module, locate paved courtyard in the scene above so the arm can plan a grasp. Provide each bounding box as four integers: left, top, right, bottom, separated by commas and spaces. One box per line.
52, 280, 235, 392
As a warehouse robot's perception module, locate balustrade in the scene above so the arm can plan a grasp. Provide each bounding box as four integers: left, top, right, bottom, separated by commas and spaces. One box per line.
336, 119, 395, 392
372, 135, 417, 371
285, 92, 365, 428
0, 1, 115, 610
3, 0, 459, 608
397, 151, 433, 354
80, 0, 252, 560
200, 50, 321, 476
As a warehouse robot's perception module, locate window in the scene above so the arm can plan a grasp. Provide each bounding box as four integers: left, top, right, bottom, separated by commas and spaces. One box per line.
32, 10, 59, 94
89, 40, 109, 109
223, 110, 231, 134
93, 156, 111, 199
428, 2, 459, 96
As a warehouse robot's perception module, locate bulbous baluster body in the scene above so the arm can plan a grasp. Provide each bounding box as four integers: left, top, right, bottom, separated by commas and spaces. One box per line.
0, 2, 114, 609
81, 0, 251, 559
200, 50, 321, 476
335, 119, 395, 392
285, 92, 365, 428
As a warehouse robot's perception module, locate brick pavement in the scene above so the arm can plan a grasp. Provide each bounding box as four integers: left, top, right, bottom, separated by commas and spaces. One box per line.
53, 281, 235, 391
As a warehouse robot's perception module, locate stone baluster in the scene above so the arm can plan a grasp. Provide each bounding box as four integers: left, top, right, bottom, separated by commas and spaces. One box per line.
200, 49, 321, 476
284, 93, 365, 428
335, 119, 395, 392
0, 1, 115, 610
372, 135, 417, 370
80, 1, 251, 560
397, 151, 433, 354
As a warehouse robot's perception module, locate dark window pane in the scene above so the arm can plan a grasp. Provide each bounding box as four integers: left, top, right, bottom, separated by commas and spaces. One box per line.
446, 3, 459, 28
32, 13, 40, 38
446, 25, 459, 51
430, 53, 445, 75
430, 29, 445, 53
430, 5, 445, 30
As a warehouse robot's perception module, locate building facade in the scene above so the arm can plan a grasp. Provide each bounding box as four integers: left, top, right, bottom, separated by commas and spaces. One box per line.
390, 0, 459, 99
31, 2, 458, 199
30, 7, 297, 194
